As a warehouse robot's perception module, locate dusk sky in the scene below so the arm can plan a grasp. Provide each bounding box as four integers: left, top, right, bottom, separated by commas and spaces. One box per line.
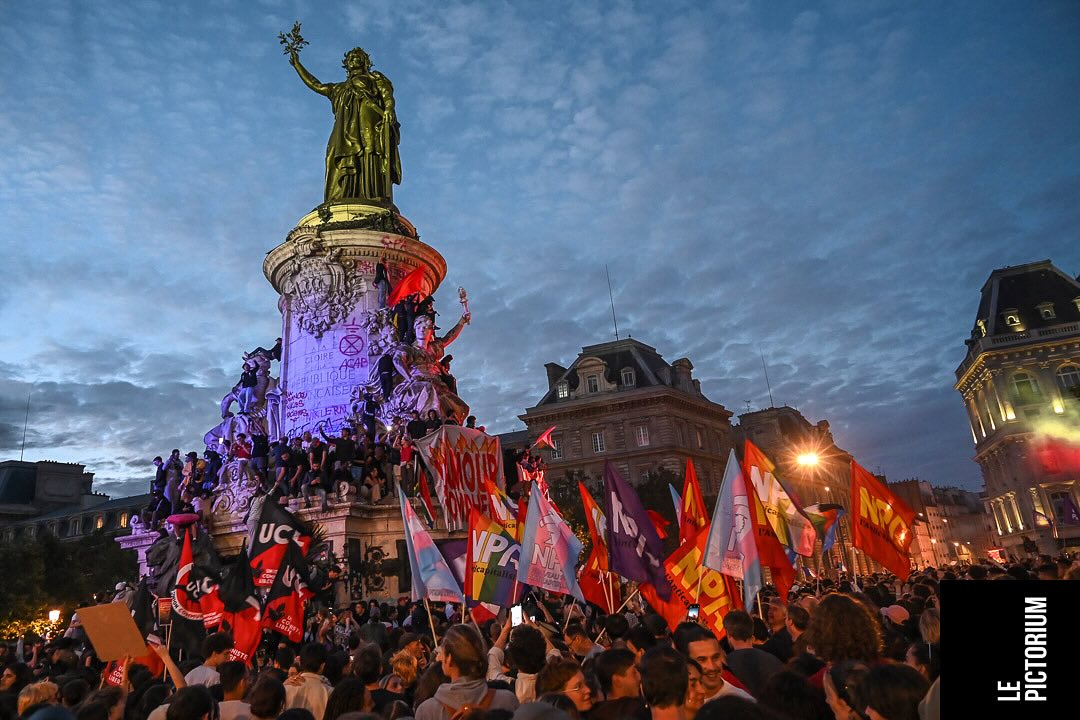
1, 0, 1076, 499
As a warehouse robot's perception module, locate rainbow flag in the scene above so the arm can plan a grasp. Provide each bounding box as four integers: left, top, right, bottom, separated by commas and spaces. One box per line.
467, 508, 525, 608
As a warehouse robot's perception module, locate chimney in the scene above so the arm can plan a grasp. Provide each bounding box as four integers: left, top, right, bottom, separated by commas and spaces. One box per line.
545, 363, 566, 389
672, 358, 694, 391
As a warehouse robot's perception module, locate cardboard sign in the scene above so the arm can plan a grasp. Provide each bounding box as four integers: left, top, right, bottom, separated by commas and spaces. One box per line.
76, 602, 149, 661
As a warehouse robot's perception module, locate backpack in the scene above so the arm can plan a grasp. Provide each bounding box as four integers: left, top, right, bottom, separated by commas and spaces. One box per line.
440, 688, 496, 720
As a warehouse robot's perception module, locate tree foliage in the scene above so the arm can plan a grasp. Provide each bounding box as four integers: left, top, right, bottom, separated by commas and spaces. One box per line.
0, 531, 137, 639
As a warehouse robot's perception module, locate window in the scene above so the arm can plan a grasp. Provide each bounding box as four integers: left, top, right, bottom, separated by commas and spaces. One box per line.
696, 428, 704, 449
592, 432, 605, 453
586, 375, 599, 393
95, 516, 104, 530
1011, 372, 1041, 404
621, 368, 636, 387
551, 438, 563, 460
1036, 302, 1056, 320
1056, 365, 1080, 393
1002, 309, 1021, 327
556, 382, 569, 399
1048, 490, 1077, 525
636, 426, 650, 447
119, 512, 129, 528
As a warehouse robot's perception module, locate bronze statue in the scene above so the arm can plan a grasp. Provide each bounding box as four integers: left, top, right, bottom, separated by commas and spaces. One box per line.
284, 26, 401, 205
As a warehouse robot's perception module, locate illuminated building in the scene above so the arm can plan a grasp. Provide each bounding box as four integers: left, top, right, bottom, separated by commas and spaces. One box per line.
954, 259, 1080, 556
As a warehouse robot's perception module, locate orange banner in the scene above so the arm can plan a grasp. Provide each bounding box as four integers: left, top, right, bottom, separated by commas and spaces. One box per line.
851, 460, 915, 577
641, 529, 740, 640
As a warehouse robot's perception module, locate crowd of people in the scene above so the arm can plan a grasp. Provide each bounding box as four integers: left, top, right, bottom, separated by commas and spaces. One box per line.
142, 411, 501, 528
2, 557, 1076, 720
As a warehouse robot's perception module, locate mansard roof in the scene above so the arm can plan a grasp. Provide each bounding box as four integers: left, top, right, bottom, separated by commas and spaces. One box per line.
968, 259, 1080, 341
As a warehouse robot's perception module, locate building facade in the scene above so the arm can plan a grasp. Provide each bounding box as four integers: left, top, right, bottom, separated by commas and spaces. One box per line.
889, 479, 994, 568
518, 339, 734, 493
954, 260, 1080, 557
0, 460, 147, 542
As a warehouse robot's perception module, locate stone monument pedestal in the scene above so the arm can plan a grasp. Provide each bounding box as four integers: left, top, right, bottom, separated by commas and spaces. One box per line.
263, 203, 447, 438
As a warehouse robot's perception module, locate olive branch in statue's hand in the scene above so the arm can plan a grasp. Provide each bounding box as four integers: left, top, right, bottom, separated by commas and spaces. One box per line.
278, 21, 309, 56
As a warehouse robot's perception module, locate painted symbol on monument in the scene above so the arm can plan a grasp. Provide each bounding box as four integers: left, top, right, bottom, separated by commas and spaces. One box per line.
339, 326, 365, 356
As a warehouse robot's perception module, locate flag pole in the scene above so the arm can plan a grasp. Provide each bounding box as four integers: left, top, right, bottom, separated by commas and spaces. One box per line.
593, 587, 640, 643
422, 598, 439, 648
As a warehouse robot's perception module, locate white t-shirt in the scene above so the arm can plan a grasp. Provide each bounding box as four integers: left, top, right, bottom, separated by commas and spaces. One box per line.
184, 664, 221, 687
708, 681, 755, 702
218, 700, 251, 720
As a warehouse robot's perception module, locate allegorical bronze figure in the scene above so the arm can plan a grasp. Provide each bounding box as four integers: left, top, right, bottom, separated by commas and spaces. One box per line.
282, 24, 401, 205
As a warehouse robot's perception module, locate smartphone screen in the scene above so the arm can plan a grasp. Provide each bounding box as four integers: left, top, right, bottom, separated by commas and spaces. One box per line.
511, 605, 523, 626
687, 603, 700, 619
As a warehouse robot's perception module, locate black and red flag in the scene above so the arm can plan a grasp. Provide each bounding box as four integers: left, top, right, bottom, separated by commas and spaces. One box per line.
263, 540, 313, 643
249, 497, 313, 587
219, 545, 263, 665
171, 526, 225, 629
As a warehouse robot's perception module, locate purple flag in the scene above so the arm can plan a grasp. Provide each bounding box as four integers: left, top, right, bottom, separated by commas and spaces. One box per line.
602, 461, 671, 599
1062, 496, 1080, 526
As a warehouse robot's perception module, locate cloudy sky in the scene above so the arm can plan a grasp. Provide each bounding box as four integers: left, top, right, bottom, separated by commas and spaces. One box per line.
1, 0, 1076, 498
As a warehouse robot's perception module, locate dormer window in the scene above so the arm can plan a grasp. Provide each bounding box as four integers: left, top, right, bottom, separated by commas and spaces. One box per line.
1002, 309, 1021, 328
556, 381, 569, 399
621, 368, 636, 387
1036, 302, 1056, 320
586, 374, 599, 393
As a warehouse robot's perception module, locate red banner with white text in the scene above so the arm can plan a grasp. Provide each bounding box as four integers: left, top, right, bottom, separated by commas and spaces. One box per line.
415, 426, 504, 531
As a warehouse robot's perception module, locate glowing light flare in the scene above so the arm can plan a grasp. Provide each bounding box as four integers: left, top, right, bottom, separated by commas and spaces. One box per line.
48, 610, 60, 623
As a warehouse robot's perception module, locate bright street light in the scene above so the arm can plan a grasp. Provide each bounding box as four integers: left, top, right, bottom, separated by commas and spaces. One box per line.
48, 610, 60, 623
796, 452, 820, 466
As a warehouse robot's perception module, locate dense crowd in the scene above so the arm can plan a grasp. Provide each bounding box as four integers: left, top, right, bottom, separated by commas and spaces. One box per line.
2, 557, 1077, 720
142, 411, 509, 527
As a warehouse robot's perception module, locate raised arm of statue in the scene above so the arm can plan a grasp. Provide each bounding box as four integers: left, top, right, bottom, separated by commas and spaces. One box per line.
290, 51, 330, 96
437, 313, 470, 347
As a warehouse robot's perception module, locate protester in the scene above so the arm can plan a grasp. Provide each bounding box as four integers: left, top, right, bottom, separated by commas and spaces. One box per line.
414, 625, 517, 720
284, 644, 332, 720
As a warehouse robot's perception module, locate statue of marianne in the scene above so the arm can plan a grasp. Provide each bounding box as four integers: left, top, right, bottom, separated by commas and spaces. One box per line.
289, 46, 402, 204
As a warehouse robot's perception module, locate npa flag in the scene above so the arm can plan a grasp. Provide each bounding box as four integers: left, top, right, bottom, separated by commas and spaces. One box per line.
743, 441, 816, 558
803, 503, 845, 552
680, 459, 709, 546
249, 497, 313, 586
263, 541, 312, 643
414, 425, 505, 531
703, 450, 763, 610
745, 469, 795, 603
603, 461, 671, 599
467, 508, 525, 608
641, 528, 740, 639
171, 527, 225, 628
517, 482, 585, 601
219, 546, 263, 664
399, 486, 465, 603
851, 460, 915, 578
387, 266, 430, 307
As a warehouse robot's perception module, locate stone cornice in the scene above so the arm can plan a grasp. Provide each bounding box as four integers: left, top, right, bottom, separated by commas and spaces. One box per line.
521, 386, 732, 425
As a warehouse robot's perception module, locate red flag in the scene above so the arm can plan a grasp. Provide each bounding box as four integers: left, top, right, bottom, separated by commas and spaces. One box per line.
263, 542, 312, 643
647, 510, 670, 540
387, 267, 429, 308
850, 460, 915, 578
418, 471, 438, 528
578, 546, 620, 613
680, 459, 709, 545
532, 425, 557, 450
746, 473, 795, 603
219, 547, 263, 665
171, 527, 224, 628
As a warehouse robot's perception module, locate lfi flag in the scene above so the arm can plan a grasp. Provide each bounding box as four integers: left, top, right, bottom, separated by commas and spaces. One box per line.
703, 450, 763, 610
850, 460, 915, 578
517, 482, 585, 601
398, 486, 465, 603
467, 508, 525, 608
